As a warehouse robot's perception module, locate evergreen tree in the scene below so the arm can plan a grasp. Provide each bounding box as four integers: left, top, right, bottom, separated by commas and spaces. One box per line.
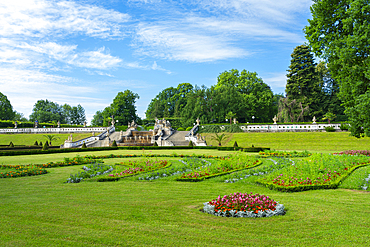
285, 45, 322, 121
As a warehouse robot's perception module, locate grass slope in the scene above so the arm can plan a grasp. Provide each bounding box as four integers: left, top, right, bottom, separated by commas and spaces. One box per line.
0, 133, 97, 146
203, 132, 370, 152
1, 151, 370, 246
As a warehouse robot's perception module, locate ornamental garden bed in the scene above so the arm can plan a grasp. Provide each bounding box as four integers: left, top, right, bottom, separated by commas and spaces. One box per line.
258, 150, 311, 158
257, 153, 370, 192
202, 192, 285, 218
176, 155, 262, 182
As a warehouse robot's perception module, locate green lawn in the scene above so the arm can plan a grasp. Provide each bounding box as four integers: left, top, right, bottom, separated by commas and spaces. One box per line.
1, 150, 370, 246
0, 133, 97, 146
204, 131, 370, 152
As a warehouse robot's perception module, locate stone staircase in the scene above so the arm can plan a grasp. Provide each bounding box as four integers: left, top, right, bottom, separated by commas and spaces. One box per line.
86, 131, 122, 148
166, 131, 189, 146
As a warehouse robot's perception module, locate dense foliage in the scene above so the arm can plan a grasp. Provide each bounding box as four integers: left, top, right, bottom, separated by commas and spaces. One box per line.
29, 99, 86, 124
305, 0, 370, 137
279, 45, 345, 122
91, 90, 140, 127
0, 92, 15, 121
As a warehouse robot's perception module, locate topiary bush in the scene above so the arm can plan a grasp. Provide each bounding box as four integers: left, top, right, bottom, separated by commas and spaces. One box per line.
45, 141, 49, 146
233, 141, 238, 148
9, 142, 14, 148
188, 141, 194, 147
42, 143, 48, 151
177, 127, 185, 131
81, 143, 87, 149
153, 142, 158, 146
111, 140, 117, 147
34, 141, 38, 146
39, 141, 43, 146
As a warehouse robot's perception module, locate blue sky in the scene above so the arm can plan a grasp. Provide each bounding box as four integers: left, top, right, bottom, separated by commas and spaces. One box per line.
0, 0, 313, 123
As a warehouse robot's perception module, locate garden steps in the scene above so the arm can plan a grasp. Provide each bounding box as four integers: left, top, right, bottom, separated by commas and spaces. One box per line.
166, 131, 189, 146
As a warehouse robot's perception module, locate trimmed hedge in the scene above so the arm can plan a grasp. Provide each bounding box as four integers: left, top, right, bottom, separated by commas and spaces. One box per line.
0, 145, 269, 156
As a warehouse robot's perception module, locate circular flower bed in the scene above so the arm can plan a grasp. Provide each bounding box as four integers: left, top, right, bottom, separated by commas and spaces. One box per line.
203, 192, 285, 218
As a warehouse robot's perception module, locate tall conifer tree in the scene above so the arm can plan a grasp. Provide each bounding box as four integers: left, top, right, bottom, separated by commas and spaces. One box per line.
284, 45, 322, 121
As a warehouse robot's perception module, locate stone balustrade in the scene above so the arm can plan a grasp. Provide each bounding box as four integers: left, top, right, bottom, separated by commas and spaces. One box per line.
0, 127, 107, 134
202, 123, 344, 132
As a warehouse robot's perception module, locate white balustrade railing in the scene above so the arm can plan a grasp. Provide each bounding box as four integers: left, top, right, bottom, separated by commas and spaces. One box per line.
201, 123, 344, 132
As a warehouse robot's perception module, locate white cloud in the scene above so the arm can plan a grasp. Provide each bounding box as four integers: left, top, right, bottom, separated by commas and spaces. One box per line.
68, 47, 122, 69
0, 0, 130, 39
193, 0, 312, 24
263, 72, 288, 93
134, 23, 249, 62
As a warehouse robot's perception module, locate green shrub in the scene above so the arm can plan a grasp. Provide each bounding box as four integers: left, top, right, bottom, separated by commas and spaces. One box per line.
9, 142, 14, 148
188, 141, 194, 147
81, 143, 87, 149
185, 127, 193, 131
39, 141, 43, 146
153, 142, 158, 146
233, 141, 238, 148
325, 126, 335, 132
111, 140, 117, 147
199, 125, 221, 133
177, 127, 185, 131
45, 141, 49, 146
34, 141, 38, 146
97, 177, 120, 182
224, 125, 243, 133
42, 143, 48, 151
340, 124, 349, 131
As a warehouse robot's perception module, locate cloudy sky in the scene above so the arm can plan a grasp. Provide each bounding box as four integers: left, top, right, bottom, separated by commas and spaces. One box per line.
0, 0, 313, 123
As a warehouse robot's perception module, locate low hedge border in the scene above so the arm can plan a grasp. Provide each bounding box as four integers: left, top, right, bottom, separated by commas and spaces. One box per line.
257, 161, 370, 192
175, 160, 262, 182
0, 145, 269, 156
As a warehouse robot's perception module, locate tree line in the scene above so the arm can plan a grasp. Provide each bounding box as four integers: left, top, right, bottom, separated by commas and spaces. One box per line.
0, 94, 86, 125
1, 1, 368, 137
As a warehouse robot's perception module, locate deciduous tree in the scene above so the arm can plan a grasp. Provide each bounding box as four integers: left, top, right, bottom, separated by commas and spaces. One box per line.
305, 0, 370, 137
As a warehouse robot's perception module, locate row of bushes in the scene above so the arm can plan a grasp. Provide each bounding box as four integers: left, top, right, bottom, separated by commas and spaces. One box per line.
0, 145, 269, 156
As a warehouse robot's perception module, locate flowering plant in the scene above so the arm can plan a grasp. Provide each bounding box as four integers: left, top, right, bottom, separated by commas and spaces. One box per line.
203, 192, 285, 218
109, 160, 169, 178
258, 150, 311, 158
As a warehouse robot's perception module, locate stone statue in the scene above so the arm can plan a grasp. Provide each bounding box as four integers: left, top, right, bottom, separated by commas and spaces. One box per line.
57, 121, 60, 128
312, 116, 317, 124
14, 121, 17, 129
35, 120, 38, 128
111, 116, 115, 127
106, 127, 110, 137
92, 132, 95, 136
233, 118, 237, 124
68, 134, 73, 141
273, 115, 278, 124
196, 118, 200, 125
84, 121, 87, 127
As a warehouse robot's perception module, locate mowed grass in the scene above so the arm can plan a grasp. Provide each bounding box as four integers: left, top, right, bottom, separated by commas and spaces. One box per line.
0, 133, 97, 146
203, 131, 370, 152
1, 150, 370, 246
